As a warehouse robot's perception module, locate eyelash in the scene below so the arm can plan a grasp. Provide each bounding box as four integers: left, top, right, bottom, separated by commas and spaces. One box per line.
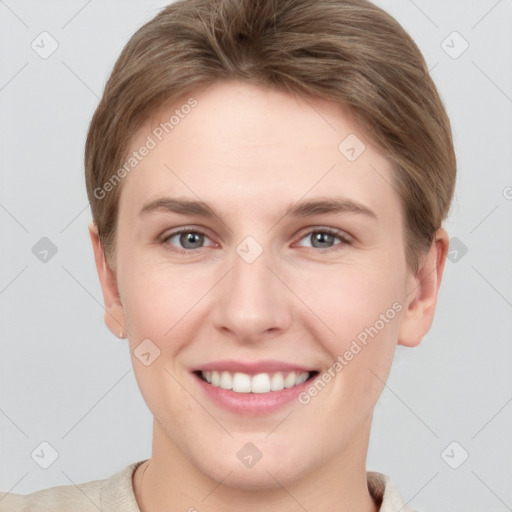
161, 227, 352, 255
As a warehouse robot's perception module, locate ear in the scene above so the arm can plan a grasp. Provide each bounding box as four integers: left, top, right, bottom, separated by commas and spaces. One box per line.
89, 222, 127, 339
398, 228, 449, 347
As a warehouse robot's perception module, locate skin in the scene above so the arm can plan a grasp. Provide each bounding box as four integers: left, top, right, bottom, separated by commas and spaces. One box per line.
90, 80, 448, 512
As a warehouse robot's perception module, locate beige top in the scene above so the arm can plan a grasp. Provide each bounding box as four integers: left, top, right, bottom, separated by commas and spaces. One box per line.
0, 460, 414, 511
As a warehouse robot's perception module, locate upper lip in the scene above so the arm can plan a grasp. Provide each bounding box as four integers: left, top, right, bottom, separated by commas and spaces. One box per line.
194, 359, 316, 375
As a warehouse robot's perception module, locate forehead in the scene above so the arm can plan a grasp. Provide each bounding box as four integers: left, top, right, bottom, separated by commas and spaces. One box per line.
118, 80, 400, 224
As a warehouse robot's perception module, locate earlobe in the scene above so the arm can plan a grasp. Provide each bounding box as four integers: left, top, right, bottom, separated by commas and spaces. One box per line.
397, 228, 449, 347
88, 222, 127, 339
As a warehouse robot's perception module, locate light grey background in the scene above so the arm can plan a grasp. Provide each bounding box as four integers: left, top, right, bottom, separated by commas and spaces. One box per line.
1, 1, 511, 511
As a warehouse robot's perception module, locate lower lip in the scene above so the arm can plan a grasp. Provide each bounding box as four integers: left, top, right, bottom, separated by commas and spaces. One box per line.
193, 373, 313, 416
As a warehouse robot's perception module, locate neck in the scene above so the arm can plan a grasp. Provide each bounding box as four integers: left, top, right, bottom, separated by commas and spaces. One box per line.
133, 420, 378, 512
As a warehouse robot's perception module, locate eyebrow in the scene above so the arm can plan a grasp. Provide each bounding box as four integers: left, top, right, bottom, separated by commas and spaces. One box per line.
139, 196, 377, 220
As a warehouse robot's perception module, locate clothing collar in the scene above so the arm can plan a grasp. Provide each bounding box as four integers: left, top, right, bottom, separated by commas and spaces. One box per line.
101, 461, 413, 512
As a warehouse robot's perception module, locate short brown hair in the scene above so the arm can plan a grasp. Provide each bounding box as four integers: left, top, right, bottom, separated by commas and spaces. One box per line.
85, 0, 456, 271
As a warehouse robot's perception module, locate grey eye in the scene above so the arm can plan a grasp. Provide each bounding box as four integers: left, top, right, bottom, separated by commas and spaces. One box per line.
297, 230, 345, 249
166, 231, 208, 250
309, 232, 336, 248
180, 232, 204, 249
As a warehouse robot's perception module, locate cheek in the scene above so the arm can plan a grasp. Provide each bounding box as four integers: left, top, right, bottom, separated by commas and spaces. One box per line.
120, 269, 193, 415
120, 262, 217, 373
293, 262, 403, 350
120, 257, 203, 335
293, 262, 403, 411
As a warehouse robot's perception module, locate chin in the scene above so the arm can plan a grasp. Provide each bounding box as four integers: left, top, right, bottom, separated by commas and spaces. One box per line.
193, 445, 312, 491
206, 464, 300, 491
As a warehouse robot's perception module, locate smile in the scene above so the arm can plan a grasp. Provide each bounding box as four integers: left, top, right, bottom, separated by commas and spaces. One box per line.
198, 370, 312, 393
192, 361, 320, 416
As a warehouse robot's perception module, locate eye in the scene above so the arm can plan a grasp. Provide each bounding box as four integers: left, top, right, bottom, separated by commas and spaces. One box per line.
163, 229, 216, 253
161, 227, 351, 254
296, 228, 351, 250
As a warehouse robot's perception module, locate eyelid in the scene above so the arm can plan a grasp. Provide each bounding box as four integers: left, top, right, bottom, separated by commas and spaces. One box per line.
295, 225, 353, 241
293, 226, 353, 248
161, 225, 212, 240
160, 225, 353, 254
161, 226, 218, 251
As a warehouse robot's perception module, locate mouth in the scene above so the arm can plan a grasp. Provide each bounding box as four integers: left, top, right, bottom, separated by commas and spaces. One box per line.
191, 362, 319, 416
194, 369, 318, 394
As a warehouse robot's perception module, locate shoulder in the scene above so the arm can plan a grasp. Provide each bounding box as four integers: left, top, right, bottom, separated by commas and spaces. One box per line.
0, 461, 146, 512
0, 479, 103, 512
367, 471, 416, 512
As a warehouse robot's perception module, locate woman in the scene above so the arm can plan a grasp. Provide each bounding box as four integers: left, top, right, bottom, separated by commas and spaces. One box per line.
0, 0, 455, 510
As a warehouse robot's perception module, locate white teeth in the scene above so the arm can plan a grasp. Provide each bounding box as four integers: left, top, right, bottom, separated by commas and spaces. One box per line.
270, 372, 285, 391
200, 370, 310, 394
284, 371, 297, 388
296, 372, 308, 385
220, 371, 232, 390
251, 373, 271, 393
233, 372, 252, 393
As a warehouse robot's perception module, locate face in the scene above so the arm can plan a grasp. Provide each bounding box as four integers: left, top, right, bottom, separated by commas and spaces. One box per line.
93, 80, 442, 490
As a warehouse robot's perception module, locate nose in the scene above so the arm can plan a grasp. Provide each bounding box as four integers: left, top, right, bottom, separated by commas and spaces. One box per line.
212, 245, 293, 344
